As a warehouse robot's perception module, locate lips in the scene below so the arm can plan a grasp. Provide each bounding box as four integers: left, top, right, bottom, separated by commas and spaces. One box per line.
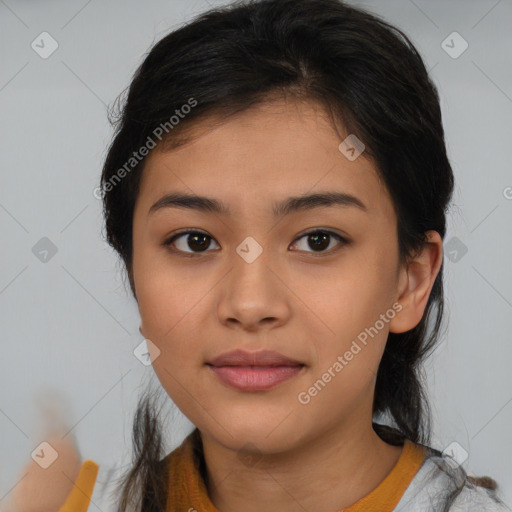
206, 349, 304, 368
205, 349, 305, 391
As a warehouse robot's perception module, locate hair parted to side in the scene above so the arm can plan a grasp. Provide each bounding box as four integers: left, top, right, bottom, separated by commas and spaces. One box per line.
99, 0, 503, 510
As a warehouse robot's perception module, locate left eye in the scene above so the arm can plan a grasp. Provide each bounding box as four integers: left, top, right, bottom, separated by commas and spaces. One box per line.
291, 230, 348, 254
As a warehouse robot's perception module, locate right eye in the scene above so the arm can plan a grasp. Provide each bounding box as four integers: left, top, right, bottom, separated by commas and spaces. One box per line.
163, 230, 220, 256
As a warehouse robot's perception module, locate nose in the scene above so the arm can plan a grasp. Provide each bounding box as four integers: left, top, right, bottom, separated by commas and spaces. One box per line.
216, 242, 291, 331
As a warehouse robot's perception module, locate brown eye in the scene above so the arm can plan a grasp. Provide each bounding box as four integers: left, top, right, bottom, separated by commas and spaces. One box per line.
290, 230, 348, 254
164, 231, 220, 254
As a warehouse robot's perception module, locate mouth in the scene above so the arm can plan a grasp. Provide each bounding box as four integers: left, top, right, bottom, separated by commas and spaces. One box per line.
205, 363, 305, 391
205, 348, 306, 391
206, 348, 304, 367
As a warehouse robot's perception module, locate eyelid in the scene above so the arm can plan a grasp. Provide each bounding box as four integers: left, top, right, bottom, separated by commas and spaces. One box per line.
163, 228, 350, 256
163, 228, 219, 257
290, 229, 349, 256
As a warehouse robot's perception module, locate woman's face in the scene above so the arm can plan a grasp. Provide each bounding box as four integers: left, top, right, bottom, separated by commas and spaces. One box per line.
132, 98, 408, 453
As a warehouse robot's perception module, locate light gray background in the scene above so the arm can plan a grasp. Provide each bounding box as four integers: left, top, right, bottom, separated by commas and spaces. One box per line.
1, 0, 511, 508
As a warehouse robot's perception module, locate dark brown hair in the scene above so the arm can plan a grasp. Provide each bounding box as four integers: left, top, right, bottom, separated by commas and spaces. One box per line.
99, 0, 503, 509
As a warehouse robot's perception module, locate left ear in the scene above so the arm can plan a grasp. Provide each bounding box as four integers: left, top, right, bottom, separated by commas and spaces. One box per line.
389, 230, 444, 334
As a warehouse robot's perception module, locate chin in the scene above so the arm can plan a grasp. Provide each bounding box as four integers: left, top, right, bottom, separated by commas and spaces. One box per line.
202, 418, 305, 455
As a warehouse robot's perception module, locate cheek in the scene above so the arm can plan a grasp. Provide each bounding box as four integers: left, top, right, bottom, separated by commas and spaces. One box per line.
307, 254, 397, 375
134, 248, 198, 338
312, 268, 393, 336
149, 324, 216, 432
146, 315, 209, 420
138, 285, 205, 364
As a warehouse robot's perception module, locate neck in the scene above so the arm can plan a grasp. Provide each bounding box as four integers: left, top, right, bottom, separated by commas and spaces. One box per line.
199, 422, 404, 512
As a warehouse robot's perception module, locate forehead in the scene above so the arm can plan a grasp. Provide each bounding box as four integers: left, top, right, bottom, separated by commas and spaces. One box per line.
135, 99, 394, 221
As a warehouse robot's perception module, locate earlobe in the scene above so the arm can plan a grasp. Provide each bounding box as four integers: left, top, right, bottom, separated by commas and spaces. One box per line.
389, 230, 443, 334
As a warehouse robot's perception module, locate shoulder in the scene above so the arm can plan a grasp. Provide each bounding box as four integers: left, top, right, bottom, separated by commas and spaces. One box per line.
395, 444, 510, 511
450, 483, 510, 511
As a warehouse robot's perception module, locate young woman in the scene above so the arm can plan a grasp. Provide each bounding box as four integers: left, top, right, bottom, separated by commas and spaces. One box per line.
12, 0, 508, 511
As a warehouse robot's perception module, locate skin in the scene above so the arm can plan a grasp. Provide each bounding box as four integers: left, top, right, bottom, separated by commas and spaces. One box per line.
6, 394, 96, 512
132, 97, 443, 512
8, 434, 81, 512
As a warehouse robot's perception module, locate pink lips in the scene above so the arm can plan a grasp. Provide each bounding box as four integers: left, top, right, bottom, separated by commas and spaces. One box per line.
206, 349, 305, 391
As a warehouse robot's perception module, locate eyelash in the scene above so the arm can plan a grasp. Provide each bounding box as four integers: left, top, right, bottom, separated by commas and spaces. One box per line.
162, 229, 350, 258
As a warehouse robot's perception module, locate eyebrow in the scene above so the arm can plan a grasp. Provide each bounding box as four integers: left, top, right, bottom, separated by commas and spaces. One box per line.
148, 191, 368, 217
